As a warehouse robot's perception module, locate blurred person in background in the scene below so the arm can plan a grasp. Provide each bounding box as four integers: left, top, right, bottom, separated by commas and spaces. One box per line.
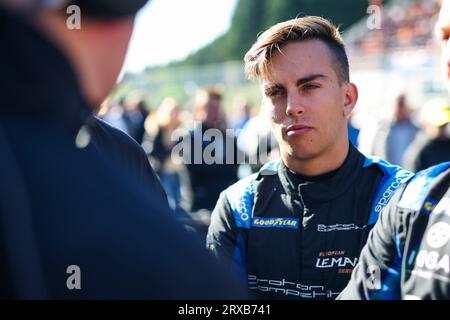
0, 0, 243, 299
122, 92, 149, 144
184, 87, 240, 212
98, 98, 129, 134
404, 98, 450, 172
371, 94, 419, 167
142, 97, 192, 215
236, 108, 279, 174
207, 16, 412, 300
230, 96, 253, 132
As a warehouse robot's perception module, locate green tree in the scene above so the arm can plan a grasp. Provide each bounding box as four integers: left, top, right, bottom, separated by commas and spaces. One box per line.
225, 0, 267, 60
264, 0, 305, 28
170, 0, 376, 67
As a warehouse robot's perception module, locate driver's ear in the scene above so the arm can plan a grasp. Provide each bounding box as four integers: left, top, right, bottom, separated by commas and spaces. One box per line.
343, 83, 358, 118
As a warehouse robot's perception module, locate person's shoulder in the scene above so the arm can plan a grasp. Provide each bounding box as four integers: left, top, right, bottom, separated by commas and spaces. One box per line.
223, 160, 280, 202
407, 118, 420, 131
94, 116, 138, 145
398, 162, 450, 211
224, 172, 258, 197
92, 116, 149, 159
361, 151, 413, 179
413, 139, 440, 165
91, 116, 156, 178
373, 118, 391, 132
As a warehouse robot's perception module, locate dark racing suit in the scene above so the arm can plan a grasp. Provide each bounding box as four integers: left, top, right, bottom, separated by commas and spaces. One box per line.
207, 143, 413, 299
339, 162, 450, 300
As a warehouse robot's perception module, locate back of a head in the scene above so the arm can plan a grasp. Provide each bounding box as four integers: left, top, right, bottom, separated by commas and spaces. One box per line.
0, 0, 150, 107
244, 16, 350, 84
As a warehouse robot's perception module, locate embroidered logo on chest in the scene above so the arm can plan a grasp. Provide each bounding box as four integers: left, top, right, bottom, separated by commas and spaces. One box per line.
252, 217, 300, 229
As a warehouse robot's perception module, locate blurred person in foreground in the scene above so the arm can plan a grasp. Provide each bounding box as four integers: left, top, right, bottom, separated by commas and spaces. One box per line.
0, 0, 243, 299
338, 0, 450, 300
206, 16, 412, 300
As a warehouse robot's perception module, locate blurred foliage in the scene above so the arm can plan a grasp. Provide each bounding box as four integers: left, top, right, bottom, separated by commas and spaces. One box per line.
177, 0, 371, 66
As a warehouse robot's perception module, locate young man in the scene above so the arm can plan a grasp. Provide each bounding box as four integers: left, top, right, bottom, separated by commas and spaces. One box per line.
0, 0, 243, 299
207, 16, 412, 300
339, 0, 450, 300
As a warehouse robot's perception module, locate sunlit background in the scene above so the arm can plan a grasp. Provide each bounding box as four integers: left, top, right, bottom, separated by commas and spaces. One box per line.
102, 0, 450, 213
114, 0, 445, 117
123, 0, 238, 72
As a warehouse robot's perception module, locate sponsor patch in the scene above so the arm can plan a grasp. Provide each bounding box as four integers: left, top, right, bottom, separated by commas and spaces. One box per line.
426, 222, 450, 249
252, 217, 299, 229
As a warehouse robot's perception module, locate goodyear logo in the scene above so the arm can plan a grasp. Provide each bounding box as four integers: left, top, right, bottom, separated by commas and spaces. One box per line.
252, 217, 300, 229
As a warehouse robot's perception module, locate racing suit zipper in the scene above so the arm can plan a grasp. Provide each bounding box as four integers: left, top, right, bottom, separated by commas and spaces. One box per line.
296, 183, 308, 288
298, 183, 310, 228
298, 181, 329, 298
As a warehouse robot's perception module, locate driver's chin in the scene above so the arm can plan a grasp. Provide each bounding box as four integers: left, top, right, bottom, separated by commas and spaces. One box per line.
284, 144, 317, 162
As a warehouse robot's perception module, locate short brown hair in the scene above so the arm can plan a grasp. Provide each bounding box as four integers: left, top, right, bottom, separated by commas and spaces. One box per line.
244, 16, 349, 83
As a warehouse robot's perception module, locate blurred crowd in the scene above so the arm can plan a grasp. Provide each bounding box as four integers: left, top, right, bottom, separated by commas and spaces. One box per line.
99, 88, 276, 225
99, 88, 450, 221
349, 0, 440, 55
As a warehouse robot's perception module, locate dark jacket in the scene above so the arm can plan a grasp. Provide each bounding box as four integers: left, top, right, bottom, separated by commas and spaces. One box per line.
207, 144, 412, 299
0, 8, 243, 299
338, 162, 450, 300
413, 138, 450, 172
90, 116, 168, 201
185, 125, 240, 211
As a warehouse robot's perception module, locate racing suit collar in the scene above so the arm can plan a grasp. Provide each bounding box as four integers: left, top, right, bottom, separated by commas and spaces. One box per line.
278, 142, 365, 206
285, 165, 340, 182
0, 9, 93, 133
